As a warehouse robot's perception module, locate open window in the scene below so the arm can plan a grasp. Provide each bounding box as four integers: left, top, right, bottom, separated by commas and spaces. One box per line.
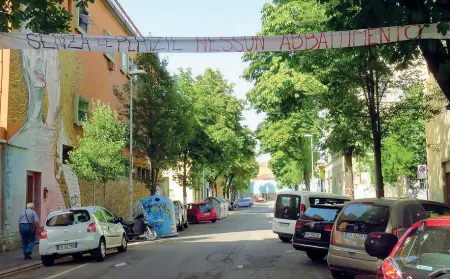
76, 4, 90, 34
62, 145, 74, 164
74, 94, 89, 125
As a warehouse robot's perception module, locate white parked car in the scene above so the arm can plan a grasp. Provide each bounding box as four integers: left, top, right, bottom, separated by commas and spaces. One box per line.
39, 206, 127, 266
173, 200, 189, 231
236, 198, 254, 207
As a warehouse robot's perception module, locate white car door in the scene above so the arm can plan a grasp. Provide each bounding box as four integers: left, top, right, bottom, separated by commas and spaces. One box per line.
91, 208, 112, 247
101, 208, 122, 247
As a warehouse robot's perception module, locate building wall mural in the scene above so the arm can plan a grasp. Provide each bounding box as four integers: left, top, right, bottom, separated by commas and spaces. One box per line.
3, 48, 82, 229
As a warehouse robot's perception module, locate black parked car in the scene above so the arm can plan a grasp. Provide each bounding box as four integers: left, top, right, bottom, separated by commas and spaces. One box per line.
292, 204, 344, 261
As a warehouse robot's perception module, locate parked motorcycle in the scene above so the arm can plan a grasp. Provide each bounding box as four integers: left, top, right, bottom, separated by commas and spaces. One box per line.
119, 213, 157, 241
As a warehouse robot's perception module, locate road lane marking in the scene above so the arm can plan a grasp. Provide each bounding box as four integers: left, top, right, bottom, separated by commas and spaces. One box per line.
44, 263, 89, 279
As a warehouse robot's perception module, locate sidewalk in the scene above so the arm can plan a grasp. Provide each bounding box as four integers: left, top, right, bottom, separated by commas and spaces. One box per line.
0, 244, 42, 278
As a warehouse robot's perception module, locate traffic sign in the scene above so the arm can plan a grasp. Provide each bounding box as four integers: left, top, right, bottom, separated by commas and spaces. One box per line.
417, 165, 427, 179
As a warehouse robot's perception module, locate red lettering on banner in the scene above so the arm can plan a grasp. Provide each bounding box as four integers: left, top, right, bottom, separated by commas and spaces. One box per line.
318, 32, 329, 49
255, 36, 265, 50
232, 37, 244, 51
221, 37, 233, 52
196, 37, 208, 52
208, 38, 219, 52
348, 31, 352, 47
244, 37, 255, 51
380, 27, 391, 43
290, 34, 304, 50
353, 30, 367, 46
368, 28, 379, 45
279, 35, 291, 51
404, 24, 423, 40
397, 27, 401, 41
305, 34, 318, 50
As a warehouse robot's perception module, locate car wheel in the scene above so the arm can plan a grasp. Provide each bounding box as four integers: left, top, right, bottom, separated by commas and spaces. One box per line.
211, 219, 217, 223
72, 253, 84, 261
306, 250, 327, 261
41, 255, 55, 267
279, 235, 292, 243
183, 219, 189, 228
249, 203, 253, 207
118, 235, 127, 253
178, 223, 184, 231
330, 270, 354, 279
93, 239, 106, 262
144, 226, 157, 240
192, 216, 198, 224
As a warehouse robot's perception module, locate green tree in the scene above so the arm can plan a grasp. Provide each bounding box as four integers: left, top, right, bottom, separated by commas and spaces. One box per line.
114, 53, 193, 195
176, 68, 250, 197
68, 100, 127, 206
1, 0, 93, 33
319, 0, 450, 104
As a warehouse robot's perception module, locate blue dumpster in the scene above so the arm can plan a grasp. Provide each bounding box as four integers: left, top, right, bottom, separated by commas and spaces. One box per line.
140, 196, 178, 237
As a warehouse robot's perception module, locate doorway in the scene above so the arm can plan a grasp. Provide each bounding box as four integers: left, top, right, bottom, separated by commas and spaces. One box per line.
445, 173, 450, 205
26, 171, 42, 222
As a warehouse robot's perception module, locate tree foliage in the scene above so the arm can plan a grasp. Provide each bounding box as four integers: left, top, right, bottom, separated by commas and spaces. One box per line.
1, 0, 94, 33
114, 53, 194, 195
68, 101, 127, 204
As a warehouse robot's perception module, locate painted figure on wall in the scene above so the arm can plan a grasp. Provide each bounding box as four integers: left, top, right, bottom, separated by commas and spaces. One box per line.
7, 45, 82, 224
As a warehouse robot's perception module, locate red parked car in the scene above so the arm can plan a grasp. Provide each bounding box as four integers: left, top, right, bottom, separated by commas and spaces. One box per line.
365, 215, 450, 279
186, 202, 218, 224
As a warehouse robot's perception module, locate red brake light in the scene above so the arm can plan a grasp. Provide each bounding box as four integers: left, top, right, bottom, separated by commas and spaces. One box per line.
87, 223, 96, 233
40, 229, 47, 239
330, 225, 335, 245
425, 218, 450, 227
295, 221, 302, 229
324, 225, 333, 232
381, 259, 400, 279
300, 204, 306, 214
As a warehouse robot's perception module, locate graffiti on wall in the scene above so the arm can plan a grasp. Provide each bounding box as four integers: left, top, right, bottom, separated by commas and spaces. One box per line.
5, 45, 82, 225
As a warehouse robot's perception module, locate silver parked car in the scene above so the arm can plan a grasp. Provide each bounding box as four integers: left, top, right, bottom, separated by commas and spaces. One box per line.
327, 198, 450, 279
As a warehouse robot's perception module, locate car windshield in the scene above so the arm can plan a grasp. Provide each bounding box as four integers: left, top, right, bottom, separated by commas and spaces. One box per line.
337, 203, 390, 233
274, 194, 300, 220
393, 224, 450, 274
46, 210, 90, 226
302, 207, 341, 222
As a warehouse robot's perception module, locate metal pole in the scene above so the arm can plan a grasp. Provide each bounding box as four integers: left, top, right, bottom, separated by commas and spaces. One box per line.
129, 78, 134, 220
311, 137, 314, 190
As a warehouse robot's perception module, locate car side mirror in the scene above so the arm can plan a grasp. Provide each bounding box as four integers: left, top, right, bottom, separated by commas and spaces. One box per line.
364, 232, 398, 260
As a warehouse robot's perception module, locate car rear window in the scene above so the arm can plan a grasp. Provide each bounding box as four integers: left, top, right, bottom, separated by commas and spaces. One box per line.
309, 197, 350, 205
337, 203, 390, 233
303, 207, 341, 222
199, 204, 212, 211
46, 210, 90, 227
275, 194, 300, 220
393, 225, 450, 273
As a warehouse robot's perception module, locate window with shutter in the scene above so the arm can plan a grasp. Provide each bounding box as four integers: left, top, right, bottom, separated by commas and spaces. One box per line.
76, 4, 90, 34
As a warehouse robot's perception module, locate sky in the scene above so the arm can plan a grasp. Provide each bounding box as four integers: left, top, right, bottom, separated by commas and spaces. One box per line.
121, 0, 271, 163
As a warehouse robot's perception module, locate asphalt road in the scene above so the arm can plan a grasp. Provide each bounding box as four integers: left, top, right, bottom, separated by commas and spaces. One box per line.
7, 203, 333, 279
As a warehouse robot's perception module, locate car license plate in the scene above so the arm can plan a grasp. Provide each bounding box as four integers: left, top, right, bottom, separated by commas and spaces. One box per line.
278, 223, 289, 228
344, 232, 367, 241
57, 243, 77, 250
204, 213, 210, 216
304, 232, 321, 239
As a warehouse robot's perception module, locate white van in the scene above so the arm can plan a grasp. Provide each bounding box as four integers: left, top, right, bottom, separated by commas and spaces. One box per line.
273, 191, 351, 242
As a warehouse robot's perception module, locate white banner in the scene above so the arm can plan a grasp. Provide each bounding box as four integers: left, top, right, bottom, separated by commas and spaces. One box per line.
0, 23, 447, 53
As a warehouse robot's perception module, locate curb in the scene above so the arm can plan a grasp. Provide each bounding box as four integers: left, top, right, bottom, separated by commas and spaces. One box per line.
0, 262, 43, 279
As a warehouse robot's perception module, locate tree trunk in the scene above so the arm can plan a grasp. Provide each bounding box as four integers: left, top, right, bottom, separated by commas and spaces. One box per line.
182, 151, 188, 205
366, 66, 385, 198
343, 149, 354, 199
227, 175, 234, 199
93, 182, 96, 205
103, 182, 107, 208
150, 167, 160, 196
304, 170, 310, 191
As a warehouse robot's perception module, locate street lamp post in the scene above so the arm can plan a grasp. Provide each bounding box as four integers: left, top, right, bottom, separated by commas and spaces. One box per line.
129, 69, 146, 220
304, 134, 314, 190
